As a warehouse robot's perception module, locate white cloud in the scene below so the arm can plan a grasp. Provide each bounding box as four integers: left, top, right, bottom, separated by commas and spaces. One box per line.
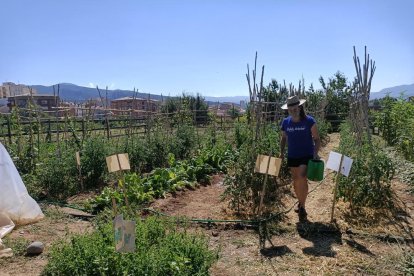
88, 82, 95, 88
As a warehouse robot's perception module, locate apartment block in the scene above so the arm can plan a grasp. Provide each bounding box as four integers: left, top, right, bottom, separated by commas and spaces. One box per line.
1, 82, 37, 98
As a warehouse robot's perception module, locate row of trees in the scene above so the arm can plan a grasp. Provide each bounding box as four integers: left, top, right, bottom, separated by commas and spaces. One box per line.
159, 71, 355, 130
260, 71, 352, 129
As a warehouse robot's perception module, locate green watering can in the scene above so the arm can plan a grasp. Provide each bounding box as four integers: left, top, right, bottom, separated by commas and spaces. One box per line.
307, 159, 325, 181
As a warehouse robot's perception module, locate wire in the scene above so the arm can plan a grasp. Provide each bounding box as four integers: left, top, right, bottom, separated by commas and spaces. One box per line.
38, 171, 335, 226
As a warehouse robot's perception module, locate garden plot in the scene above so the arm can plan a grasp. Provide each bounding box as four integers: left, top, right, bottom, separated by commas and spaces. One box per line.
0, 133, 413, 275
148, 133, 414, 275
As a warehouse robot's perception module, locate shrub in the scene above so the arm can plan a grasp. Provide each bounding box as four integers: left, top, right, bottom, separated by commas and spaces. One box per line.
35, 145, 79, 198
42, 215, 218, 276
170, 123, 196, 160
336, 122, 395, 211
223, 122, 286, 216
373, 97, 414, 161
81, 136, 110, 189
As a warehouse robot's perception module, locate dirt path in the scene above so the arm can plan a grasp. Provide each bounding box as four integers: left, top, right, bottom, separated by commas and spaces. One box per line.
150, 174, 231, 220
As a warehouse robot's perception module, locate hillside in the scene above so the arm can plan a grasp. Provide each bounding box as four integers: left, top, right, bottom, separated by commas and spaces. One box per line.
31, 83, 248, 105
32, 83, 164, 102
370, 83, 414, 99
29, 82, 414, 103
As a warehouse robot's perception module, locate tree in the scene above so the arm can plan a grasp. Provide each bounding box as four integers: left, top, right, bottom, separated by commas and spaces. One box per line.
260, 79, 289, 121
319, 71, 353, 130
161, 93, 209, 124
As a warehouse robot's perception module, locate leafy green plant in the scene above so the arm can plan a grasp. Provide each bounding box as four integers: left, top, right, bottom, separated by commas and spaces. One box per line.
336, 122, 395, 211
316, 119, 331, 143
170, 123, 196, 160
81, 136, 110, 189
88, 145, 234, 213
42, 215, 218, 276
373, 96, 414, 161
35, 144, 79, 199
223, 122, 286, 216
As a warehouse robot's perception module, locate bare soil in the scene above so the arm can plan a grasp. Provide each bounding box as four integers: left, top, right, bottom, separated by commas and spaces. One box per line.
1, 133, 413, 275
0, 206, 93, 276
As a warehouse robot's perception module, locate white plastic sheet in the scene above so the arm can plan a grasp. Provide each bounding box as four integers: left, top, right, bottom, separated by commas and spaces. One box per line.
0, 212, 15, 239
0, 212, 15, 256
0, 142, 44, 226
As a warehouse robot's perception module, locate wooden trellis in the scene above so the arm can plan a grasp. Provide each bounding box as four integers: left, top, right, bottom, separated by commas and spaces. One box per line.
350, 46, 376, 145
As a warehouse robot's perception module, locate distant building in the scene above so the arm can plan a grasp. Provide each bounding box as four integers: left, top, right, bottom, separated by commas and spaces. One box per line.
1, 82, 37, 98
218, 102, 234, 111
8, 94, 59, 113
239, 100, 247, 109
208, 102, 243, 116
110, 97, 160, 116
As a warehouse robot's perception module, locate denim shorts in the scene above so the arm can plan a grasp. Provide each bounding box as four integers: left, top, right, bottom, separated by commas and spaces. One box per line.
287, 155, 313, 167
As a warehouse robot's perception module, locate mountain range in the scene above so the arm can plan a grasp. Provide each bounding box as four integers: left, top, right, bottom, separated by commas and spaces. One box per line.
32, 83, 164, 102
32, 83, 250, 105
30, 83, 414, 104
369, 83, 414, 100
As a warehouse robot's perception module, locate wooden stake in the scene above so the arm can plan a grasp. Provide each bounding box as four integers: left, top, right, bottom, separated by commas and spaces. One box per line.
258, 155, 272, 216
330, 154, 344, 222
116, 154, 130, 209
75, 151, 84, 191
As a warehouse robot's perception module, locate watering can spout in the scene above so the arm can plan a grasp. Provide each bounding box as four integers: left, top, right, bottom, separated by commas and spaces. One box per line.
307, 159, 325, 181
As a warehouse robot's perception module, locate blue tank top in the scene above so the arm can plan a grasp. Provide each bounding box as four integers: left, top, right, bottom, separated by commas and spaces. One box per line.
281, 115, 316, 158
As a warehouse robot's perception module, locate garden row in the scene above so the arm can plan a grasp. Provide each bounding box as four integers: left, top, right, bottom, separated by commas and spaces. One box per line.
372, 96, 414, 190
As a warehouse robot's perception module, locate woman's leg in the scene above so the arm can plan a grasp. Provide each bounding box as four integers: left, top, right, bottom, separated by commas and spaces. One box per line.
290, 165, 308, 208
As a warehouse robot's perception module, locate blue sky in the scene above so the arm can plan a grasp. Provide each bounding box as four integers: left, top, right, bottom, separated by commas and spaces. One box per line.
1, 0, 413, 96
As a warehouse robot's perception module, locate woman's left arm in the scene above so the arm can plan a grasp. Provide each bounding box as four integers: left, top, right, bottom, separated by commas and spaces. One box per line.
311, 124, 321, 159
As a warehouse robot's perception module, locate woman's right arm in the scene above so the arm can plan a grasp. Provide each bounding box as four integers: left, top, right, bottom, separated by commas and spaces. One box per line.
280, 131, 287, 160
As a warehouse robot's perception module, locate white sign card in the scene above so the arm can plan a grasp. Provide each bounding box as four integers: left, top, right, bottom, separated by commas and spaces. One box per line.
326, 151, 353, 177
254, 155, 282, 177
326, 151, 342, 171
341, 155, 353, 177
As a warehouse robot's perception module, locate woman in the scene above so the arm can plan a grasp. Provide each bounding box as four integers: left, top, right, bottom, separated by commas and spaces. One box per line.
280, 95, 320, 221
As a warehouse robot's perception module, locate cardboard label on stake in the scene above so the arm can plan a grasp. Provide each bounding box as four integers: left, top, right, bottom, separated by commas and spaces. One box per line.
254, 155, 282, 177
114, 214, 124, 252
340, 155, 353, 177
120, 220, 136, 253
106, 153, 131, 173
113, 214, 136, 253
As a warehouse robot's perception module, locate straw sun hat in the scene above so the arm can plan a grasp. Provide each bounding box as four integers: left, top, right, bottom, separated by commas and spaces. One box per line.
281, 95, 306, 110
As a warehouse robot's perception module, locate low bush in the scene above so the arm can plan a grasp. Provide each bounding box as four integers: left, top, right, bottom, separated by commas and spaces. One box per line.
223, 122, 286, 216
336, 122, 395, 211
42, 215, 218, 276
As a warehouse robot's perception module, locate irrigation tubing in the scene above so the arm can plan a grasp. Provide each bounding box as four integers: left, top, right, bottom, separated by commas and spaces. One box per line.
38, 171, 334, 226
38, 173, 414, 244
